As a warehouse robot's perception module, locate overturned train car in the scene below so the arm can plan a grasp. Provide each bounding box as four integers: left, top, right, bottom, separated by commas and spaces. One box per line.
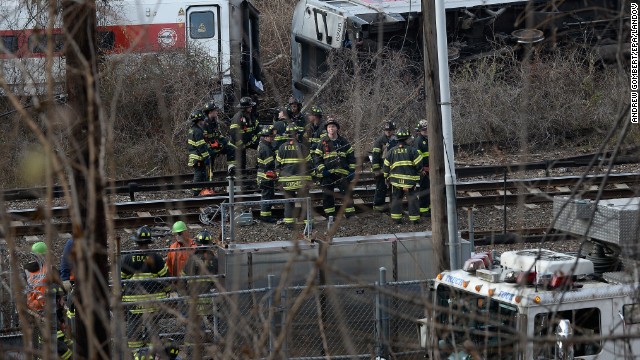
291, 0, 626, 98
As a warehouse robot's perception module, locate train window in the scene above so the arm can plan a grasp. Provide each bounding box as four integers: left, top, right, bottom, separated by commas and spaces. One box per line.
98, 31, 115, 51
189, 11, 215, 39
1, 35, 19, 54
300, 42, 328, 80
623, 304, 640, 324
28, 33, 65, 53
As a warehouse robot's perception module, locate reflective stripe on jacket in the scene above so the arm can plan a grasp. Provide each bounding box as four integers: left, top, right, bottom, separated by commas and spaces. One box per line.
383, 143, 423, 188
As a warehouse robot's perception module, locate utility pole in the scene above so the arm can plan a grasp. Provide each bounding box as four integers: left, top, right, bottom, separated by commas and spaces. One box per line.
62, 0, 111, 357
421, 0, 452, 272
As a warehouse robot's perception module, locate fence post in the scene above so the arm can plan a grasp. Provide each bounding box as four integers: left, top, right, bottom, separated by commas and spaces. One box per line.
281, 287, 287, 356
228, 176, 236, 243
376, 267, 389, 359
268, 274, 275, 356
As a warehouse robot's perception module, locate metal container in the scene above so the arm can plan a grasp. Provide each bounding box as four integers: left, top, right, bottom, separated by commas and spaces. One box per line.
553, 196, 640, 257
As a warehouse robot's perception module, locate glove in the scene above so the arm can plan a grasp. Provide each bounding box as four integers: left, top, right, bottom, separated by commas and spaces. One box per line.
210, 139, 221, 149
265, 170, 278, 179
62, 280, 72, 293
421, 166, 429, 175
347, 171, 355, 182
227, 164, 236, 176
204, 157, 211, 166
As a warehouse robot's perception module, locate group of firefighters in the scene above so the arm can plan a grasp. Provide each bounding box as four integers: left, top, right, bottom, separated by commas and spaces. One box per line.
188, 96, 432, 226
24, 221, 219, 359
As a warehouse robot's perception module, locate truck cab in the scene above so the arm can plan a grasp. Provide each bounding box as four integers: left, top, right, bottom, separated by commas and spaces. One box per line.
419, 249, 640, 359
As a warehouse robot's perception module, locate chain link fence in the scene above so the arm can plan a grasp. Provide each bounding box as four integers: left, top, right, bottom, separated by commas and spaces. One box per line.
2, 243, 430, 359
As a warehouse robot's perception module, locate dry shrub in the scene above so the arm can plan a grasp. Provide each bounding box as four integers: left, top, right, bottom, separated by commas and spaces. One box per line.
99, 48, 218, 178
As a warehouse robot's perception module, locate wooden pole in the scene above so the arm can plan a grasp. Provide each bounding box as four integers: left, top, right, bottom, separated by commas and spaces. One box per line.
62, 0, 111, 357
421, 0, 449, 273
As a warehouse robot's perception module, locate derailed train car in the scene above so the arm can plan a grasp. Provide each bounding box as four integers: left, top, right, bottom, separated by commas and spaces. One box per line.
291, 0, 626, 98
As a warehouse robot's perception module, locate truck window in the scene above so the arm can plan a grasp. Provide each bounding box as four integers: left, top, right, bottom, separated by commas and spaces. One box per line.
435, 285, 519, 359
1, 35, 19, 54
189, 11, 215, 39
534, 308, 601, 357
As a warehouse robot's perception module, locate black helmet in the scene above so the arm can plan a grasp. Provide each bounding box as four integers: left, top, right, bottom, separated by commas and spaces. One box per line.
164, 338, 180, 360
286, 122, 298, 135
324, 117, 340, 130
416, 119, 428, 131
203, 100, 219, 113
189, 110, 206, 123
134, 226, 153, 244
195, 230, 213, 246
237, 96, 256, 108
259, 125, 275, 137
309, 105, 323, 117
383, 121, 397, 131
396, 129, 411, 140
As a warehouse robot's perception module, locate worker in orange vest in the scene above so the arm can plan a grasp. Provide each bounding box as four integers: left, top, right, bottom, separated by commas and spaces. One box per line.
166, 221, 197, 277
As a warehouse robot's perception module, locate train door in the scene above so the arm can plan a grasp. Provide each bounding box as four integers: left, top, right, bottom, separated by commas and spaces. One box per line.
186, 5, 222, 73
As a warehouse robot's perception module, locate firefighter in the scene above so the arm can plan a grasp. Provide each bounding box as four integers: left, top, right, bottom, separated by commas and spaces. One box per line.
230, 96, 260, 174
121, 226, 169, 352
25, 241, 73, 360
415, 119, 431, 217
272, 110, 289, 152
276, 122, 313, 229
313, 118, 357, 219
201, 100, 236, 194
187, 110, 210, 197
304, 105, 326, 152
166, 221, 197, 277
257, 125, 279, 223
371, 121, 398, 212
383, 129, 423, 224
285, 95, 306, 143
181, 230, 219, 350
133, 338, 181, 360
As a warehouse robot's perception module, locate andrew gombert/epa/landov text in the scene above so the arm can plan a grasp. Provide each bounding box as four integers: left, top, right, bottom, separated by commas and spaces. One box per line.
632, 2, 638, 123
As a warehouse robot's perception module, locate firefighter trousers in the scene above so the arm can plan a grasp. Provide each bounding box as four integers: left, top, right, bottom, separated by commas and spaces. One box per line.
260, 181, 275, 218
418, 174, 431, 215
284, 188, 308, 225
192, 165, 207, 196
322, 175, 355, 217
373, 174, 388, 211
391, 186, 420, 223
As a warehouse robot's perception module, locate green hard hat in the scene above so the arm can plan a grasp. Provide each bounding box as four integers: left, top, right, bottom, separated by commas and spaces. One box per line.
31, 241, 47, 254
172, 221, 187, 233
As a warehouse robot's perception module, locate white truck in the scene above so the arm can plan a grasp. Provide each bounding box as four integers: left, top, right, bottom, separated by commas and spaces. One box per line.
0, 0, 263, 108
419, 248, 640, 359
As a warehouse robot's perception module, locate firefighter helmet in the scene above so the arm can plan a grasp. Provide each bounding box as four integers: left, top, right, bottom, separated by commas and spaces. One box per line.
189, 110, 206, 123
172, 221, 187, 234
309, 105, 323, 117
383, 121, 397, 131
417, 119, 428, 131
286, 122, 298, 135
325, 117, 340, 130
164, 338, 180, 360
31, 242, 47, 255
134, 226, 153, 244
203, 100, 219, 113
195, 230, 213, 246
259, 125, 275, 137
396, 129, 411, 140
237, 96, 256, 108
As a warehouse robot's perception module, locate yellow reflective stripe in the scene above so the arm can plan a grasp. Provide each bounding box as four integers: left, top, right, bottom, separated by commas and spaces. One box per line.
413, 155, 424, 165
61, 349, 72, 360
349, 164, 356, 169
372, 164, 381, 170
258, 157, 274, 164
383, 159, 390, 166
279, 175, 311, 181
278, 158, 305, 164
418, 150, 429, 157
230, 124, 240, 129
122, 293, 167, 302
390, 160, 414, 169
331, 169, 349, 175
188, 139, 207, 146
391, 213, 403, 219
372, 148, 382, 153
391, 174, 420, 181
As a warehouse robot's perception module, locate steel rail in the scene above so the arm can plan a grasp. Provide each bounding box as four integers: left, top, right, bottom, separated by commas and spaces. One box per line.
3, 150, 638, 201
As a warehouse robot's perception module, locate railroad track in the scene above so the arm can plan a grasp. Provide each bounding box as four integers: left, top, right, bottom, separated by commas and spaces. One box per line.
3, 172, 638, 236
3, 149, 639, 201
